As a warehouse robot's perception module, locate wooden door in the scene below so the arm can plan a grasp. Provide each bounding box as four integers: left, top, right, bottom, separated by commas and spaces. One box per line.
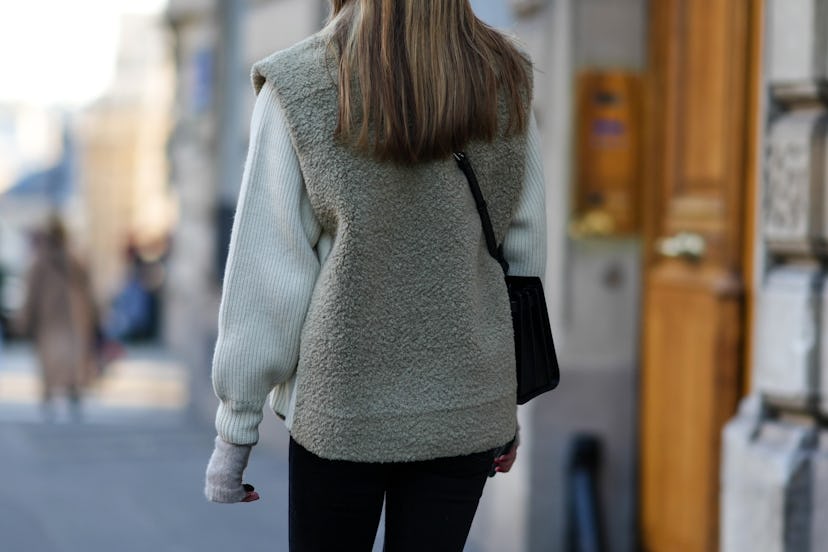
639, 1, 761, 550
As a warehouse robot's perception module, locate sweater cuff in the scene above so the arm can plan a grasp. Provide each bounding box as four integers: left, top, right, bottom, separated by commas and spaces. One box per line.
215, 400, 264, 445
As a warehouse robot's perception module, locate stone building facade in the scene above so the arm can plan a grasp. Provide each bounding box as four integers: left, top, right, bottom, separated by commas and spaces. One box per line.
77, 13, 176, 303
721, 1, 828, 550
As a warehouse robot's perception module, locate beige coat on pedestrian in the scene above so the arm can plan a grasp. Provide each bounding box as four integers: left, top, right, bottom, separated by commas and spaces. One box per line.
18, 245, 99, 397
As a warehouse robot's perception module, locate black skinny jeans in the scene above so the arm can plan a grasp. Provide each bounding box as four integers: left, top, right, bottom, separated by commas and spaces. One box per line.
289, 438, 496, 552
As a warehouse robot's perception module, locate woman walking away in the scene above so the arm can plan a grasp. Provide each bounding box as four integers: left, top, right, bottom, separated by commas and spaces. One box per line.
205, 1, 547, 550
18, 216, 99, 421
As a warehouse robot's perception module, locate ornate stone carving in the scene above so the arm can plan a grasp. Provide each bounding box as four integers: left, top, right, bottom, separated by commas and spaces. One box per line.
765, 141, 808, 240
764, 110, 827, 255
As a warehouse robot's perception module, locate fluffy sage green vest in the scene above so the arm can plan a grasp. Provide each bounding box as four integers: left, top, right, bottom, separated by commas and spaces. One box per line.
252, 30, 531, 462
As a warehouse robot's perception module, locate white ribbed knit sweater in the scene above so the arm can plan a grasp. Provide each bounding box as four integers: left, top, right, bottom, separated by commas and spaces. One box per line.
213, 79, 547, 451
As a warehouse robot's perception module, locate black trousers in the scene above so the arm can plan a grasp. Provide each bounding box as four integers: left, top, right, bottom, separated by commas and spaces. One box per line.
288, 438, 496, 552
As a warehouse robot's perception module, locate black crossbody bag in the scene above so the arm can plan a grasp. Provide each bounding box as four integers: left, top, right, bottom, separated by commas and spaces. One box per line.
454, 152, 560, 404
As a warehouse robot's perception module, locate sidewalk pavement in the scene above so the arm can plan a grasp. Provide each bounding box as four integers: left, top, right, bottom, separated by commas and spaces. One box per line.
0, 343, 292, 552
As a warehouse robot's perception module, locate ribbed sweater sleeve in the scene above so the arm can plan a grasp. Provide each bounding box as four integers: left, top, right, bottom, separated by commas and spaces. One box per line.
502, 114, 547, 278
212, 81, 322, 445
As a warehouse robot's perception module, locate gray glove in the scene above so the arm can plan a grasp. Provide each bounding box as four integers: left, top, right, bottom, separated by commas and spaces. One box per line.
205, 437, 257, 503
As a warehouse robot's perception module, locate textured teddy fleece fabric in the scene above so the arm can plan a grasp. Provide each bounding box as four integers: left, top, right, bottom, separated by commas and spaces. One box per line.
212, 29, 547, 462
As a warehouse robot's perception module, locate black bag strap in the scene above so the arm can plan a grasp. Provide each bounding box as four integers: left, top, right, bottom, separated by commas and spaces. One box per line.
453, 152, 510, 275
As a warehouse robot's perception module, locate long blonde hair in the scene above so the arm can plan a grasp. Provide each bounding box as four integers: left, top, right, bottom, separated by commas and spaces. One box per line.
328, 0, 531, 164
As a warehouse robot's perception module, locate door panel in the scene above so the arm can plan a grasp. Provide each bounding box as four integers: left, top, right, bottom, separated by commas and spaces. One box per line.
639, 1, 758, 550
651, 0, 749, 261
682, 0, 730, 185
640, 266, 742, 551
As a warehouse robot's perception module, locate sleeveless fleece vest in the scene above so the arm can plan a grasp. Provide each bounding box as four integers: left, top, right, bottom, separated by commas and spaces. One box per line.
252, 30, 531, 462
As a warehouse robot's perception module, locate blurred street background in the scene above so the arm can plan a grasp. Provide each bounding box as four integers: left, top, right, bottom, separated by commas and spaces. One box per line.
3, 0, 827, 551
0, 344, 296, 552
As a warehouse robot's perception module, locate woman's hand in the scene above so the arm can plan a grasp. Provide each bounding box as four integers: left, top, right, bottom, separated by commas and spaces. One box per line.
493, 425, 521, 474
493, 441, 518, 474
205, 437, 260, 503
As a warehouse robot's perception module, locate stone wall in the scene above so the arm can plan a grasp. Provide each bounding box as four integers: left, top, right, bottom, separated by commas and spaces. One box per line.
721, 1, 828, 550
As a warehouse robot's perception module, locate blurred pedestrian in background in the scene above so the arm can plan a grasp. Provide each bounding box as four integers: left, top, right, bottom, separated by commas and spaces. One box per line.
103, 244, 161, 343
16, 215, 99, 420
205, 0, 546, 550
